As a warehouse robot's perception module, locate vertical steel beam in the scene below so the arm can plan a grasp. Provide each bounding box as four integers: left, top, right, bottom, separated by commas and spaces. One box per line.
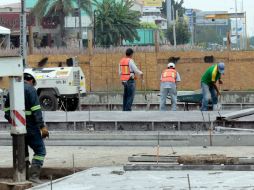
20, 0, 27, 67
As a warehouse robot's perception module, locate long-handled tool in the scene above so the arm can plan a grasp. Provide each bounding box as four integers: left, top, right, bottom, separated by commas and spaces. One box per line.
156, 131, 160, 164
170, 143, 177, 154
143, 79, 150, 111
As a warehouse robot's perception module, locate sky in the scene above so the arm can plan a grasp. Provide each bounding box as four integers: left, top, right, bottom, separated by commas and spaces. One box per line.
0, 0, 254, 36
184, 0, 254, 36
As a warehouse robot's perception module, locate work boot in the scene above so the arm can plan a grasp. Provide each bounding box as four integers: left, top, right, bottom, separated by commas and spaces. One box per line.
29, 165, 43, 184
25, 160, 30, 180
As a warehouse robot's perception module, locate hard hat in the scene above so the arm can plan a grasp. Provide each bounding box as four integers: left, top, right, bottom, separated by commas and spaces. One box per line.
167, 62, 175, 68
24, 69, 37, 86
218, 62, 225, 74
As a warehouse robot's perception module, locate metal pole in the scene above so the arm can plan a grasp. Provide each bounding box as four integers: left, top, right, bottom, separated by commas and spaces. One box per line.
166, 0, 172, 27
191, 14, 194, 46
20, 0, 27, 67
244, 12, 248, 49
93, 10, 96, 47
172, 5, 176, 48
78, 0, 83, 51
235, 0, 239, 49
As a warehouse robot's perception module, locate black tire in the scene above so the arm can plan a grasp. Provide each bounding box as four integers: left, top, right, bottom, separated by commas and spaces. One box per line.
39, 91, 58, 111
60, 98, 79, 111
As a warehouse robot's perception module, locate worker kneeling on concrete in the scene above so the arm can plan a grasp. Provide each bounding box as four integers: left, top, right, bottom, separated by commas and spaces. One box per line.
201, 62, 224, 111
4, 71, 49, 183
160, 62, 181, 111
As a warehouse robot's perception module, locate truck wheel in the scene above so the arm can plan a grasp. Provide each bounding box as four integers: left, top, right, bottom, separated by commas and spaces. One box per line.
39, 91, 58, 111
61, 98, 79, 111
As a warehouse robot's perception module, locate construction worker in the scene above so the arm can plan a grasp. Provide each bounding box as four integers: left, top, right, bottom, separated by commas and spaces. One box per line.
119, 48, 143, 111
4, 71, 49, 183
160, 62, 181, 111
201, 62, 225, 111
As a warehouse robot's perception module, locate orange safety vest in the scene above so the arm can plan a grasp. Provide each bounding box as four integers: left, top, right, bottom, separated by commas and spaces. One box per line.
161, 68, 177, 82
120, 57, 131, 81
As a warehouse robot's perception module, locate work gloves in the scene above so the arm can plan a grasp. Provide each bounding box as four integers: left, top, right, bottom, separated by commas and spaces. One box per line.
40, 124, 49, 139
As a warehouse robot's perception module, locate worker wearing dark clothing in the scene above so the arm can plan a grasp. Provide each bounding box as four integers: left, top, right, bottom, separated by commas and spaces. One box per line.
119, 48, 143, 111
4, 72, 49, 183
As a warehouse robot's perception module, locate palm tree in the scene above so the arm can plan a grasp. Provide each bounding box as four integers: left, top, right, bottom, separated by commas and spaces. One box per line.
32, 0, 92, 45
95, 0, 140, 47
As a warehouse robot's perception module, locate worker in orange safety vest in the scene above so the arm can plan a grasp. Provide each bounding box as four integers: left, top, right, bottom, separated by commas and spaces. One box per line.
119, 48, 143, 111
160, 62, 181, 111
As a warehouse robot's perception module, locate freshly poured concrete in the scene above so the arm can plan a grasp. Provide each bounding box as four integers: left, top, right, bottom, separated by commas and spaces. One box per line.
30, 167, 254, 190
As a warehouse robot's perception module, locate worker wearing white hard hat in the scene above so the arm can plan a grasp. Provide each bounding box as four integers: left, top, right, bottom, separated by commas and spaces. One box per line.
160, 62, 181, 111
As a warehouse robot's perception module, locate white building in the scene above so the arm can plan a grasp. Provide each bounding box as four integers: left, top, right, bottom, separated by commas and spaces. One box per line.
140, 7, 167, 30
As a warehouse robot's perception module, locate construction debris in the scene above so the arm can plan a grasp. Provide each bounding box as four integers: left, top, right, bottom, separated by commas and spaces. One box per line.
124, 154, 254, 171
216, 108, 254, 121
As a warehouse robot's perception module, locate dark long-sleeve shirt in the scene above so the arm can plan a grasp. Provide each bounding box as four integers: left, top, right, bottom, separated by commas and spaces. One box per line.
4, 82, 44, 131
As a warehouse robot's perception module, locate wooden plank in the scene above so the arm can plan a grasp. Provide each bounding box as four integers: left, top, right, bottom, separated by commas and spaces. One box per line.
128, 155, 178, 163
124, 164, 254, 171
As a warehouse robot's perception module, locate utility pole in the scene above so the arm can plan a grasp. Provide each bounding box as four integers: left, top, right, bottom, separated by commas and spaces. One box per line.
172, 5, 176, 48
20, 0, 27, 67
78, 0, 83, 51
93, 10, 96, 47
166, 0, 172, 27
235, 0, 239, 49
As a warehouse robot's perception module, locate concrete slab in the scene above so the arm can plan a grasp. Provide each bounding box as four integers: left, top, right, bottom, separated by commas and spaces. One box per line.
1, 131, 254, 146
217, 108, 254, 121
0, 111, 233, 123
28, 166, 254, 190
1, 111, 254, 132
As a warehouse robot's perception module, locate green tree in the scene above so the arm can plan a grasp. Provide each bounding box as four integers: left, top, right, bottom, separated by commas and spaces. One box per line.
162, 0, 185, 18
166, 20, 190, 45
140, 22, 158, 29
32, 0, 92, 43
95, 0, 141, 46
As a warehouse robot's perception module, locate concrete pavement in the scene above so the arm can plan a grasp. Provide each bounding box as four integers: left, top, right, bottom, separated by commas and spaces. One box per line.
30, 167, 254, 190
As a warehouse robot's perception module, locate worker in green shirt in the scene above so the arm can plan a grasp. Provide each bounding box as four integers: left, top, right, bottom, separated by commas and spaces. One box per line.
201, 62, 225, 111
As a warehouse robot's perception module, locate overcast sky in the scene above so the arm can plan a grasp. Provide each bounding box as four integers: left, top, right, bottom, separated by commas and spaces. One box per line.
1, 0, 253, 36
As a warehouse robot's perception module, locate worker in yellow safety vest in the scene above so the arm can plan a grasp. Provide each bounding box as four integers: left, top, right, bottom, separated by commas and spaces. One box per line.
119, 48, 143, 111
160, 62, 181, 111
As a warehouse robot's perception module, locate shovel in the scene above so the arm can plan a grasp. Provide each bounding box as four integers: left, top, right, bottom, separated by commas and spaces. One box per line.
213, 84, 222, 111
143, 79, 150, 110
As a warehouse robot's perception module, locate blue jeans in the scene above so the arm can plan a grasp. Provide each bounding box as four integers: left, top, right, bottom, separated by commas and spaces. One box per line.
160, 87, 177, 111
25, 127, 46, 167
122, 80, 136, 111
201, 82, 218, 111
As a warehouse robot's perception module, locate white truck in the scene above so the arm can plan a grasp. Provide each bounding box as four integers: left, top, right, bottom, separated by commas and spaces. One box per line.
24, 66, 86, 111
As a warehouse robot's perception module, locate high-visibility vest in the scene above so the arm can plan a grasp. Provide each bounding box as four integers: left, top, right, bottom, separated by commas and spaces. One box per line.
161, 68, 177, 82
120, 57, 131, 81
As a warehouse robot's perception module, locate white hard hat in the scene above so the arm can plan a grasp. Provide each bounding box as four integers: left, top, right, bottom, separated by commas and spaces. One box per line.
24, 68, 37, 86
167, 62, 175, 68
